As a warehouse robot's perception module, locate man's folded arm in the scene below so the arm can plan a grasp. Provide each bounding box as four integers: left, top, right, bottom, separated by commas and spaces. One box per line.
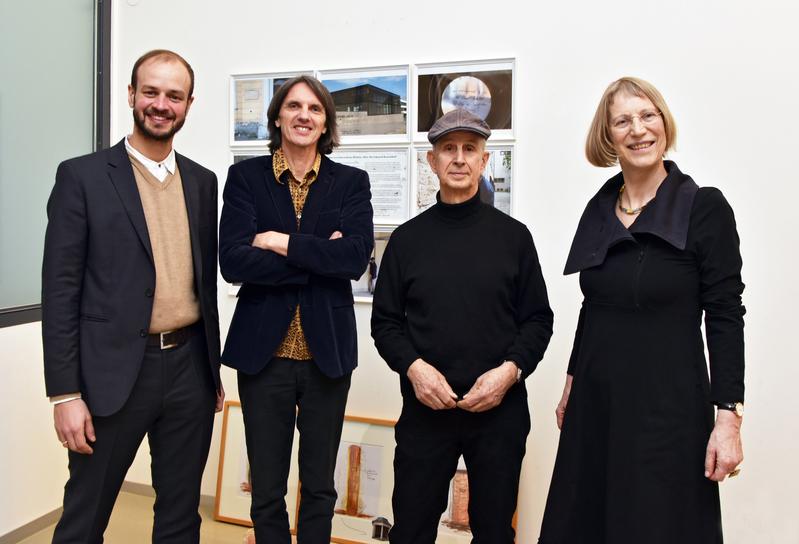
287, 170, 374, 280
219, 164, 310, 286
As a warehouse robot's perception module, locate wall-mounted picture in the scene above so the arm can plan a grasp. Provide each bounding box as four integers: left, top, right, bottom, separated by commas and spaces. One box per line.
214, 401, 300, 530
320, 67, 408, 139
435, 456, 519, 543
416, 146, 513, 216
329, 416, 396, 544
417, 61, 514, 136
232, 151, 267, 165
351, 230, 392, 300
231, 73, 310, 145
329, 149, 409, 226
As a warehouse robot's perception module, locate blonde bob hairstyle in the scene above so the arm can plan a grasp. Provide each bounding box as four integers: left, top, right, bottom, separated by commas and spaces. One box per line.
585, 77, 677, 168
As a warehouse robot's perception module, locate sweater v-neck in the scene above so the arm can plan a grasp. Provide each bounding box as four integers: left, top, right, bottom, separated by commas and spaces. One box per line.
129, 153, 177, 190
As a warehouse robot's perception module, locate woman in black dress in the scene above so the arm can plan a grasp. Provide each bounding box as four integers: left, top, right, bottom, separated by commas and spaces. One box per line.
539, 77, 745, 543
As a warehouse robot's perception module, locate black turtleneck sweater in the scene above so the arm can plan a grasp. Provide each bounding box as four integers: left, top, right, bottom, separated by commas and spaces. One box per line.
371, 190, 553, 395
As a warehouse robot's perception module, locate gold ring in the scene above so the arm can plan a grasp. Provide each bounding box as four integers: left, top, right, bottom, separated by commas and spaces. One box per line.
728, 467, 741, 478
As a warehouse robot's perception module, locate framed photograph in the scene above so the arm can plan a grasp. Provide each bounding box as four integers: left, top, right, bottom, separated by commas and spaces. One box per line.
329, 149, 410, 226
329, 415, 396, 544
319, 66, 409, 143
436, 456, 518, 543
214, 401, 301, 530
232, 149, 410, 227
351, 230, 392, 302
231, 150, 268, 166
416, 146, 513, 216
416, 60, 514, 141
230, 72, 311, 146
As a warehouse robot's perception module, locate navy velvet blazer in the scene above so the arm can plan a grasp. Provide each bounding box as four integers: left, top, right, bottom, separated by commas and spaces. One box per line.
42, 139, 221, 417
219, 154, 373, 378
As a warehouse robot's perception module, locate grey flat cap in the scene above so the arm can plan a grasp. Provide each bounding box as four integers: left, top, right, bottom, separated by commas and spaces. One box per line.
427, 108, 491, 144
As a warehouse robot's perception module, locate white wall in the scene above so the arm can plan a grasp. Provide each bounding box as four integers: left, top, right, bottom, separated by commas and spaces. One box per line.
110, 1, 799, 542
4, 0, 796, 541
0, 323, 68, 535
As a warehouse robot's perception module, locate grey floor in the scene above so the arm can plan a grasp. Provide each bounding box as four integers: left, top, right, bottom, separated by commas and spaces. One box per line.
16, 492, 269, 544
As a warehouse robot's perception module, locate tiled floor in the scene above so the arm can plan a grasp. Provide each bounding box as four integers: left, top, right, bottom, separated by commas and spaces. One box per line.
17, 492, 259, 544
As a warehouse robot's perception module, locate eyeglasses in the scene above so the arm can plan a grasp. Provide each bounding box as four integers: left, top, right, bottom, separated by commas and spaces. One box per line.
610, 110, 662, 131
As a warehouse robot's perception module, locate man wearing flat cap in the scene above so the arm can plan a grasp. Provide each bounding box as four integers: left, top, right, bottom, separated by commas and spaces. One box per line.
371, 108, 553, 543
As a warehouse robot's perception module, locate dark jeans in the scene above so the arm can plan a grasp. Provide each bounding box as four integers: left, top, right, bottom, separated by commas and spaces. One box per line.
52, 332, 216, 544
238, 358, 351, 544
389, 385, 530, 544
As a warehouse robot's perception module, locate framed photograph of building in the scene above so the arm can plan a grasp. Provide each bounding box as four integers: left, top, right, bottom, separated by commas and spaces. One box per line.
329, 148, 410, 226
318, 67, 409, 143
214, 401, 301, 530
416, 60, 514, 141
329, 415, 396, 544
230, 72, 311, 146
416, 146, 513, 216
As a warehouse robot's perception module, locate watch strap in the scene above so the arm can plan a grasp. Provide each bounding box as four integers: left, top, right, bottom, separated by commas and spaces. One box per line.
505, 360, 523, 383
715, 401, 744, 416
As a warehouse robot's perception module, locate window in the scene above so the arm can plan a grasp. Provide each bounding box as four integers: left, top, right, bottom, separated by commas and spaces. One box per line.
0, 0, 104, 326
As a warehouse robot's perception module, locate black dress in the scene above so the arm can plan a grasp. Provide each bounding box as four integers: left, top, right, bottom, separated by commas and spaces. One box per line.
539, 162, 745, 544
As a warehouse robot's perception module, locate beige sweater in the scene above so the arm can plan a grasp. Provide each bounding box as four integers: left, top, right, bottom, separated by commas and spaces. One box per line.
129, 155, 200, 333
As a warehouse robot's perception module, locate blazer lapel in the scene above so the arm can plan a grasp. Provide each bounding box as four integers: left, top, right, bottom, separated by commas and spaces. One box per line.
299, 156, 334, 235
176, 154, 203, 284
107, 139, 154, 263
263, 156, 297, 233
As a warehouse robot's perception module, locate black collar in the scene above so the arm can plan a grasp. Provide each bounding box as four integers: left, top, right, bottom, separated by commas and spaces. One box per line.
563, 161, 699, 275
432, 188, 483, 222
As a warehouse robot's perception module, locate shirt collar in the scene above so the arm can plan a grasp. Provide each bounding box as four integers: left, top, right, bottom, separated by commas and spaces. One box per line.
125, 135, 176, 176
563, 160, 699, 275
272, 148, 321, 185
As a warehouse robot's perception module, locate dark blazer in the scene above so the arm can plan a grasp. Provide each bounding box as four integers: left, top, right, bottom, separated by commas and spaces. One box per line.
219, 154, 373, 378
42, 139, 221, 417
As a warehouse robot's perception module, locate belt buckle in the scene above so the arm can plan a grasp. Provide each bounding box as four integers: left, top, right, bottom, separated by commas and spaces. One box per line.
160, 331, 178, 350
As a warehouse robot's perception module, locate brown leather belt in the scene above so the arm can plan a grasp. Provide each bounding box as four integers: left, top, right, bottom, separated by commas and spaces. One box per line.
147, 324, 195, 350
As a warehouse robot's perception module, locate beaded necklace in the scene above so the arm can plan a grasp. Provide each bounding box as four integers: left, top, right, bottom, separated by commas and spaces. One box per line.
618, 184, 654, 215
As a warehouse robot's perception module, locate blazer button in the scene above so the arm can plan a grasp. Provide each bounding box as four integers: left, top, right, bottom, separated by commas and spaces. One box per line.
145, 288, 154, 297
139, 329, 147, 338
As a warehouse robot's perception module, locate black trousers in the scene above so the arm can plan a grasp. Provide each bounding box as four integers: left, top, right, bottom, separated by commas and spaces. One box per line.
52, 331, 217, 544
390, 385, 530, 544
238, 358, 351, 544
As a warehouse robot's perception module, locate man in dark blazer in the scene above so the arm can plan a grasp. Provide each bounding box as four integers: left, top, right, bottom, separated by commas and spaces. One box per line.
219, 75, 373, 543
42, 49, 222, 543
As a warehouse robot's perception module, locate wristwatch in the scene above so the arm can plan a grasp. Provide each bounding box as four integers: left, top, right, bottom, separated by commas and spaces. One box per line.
715, 401, 744, 417
505, 360, 523, 383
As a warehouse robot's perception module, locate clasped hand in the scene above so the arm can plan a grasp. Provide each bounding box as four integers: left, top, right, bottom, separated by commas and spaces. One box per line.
406, 359, 518, 412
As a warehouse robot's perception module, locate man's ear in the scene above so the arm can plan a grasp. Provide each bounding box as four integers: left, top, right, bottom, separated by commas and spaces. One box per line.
185, 95, 195, 115
127, 85, 135, 108
426, 149, 437, 174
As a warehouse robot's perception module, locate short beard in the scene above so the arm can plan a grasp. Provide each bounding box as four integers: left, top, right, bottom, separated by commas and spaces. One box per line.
132, 107, 185, 142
